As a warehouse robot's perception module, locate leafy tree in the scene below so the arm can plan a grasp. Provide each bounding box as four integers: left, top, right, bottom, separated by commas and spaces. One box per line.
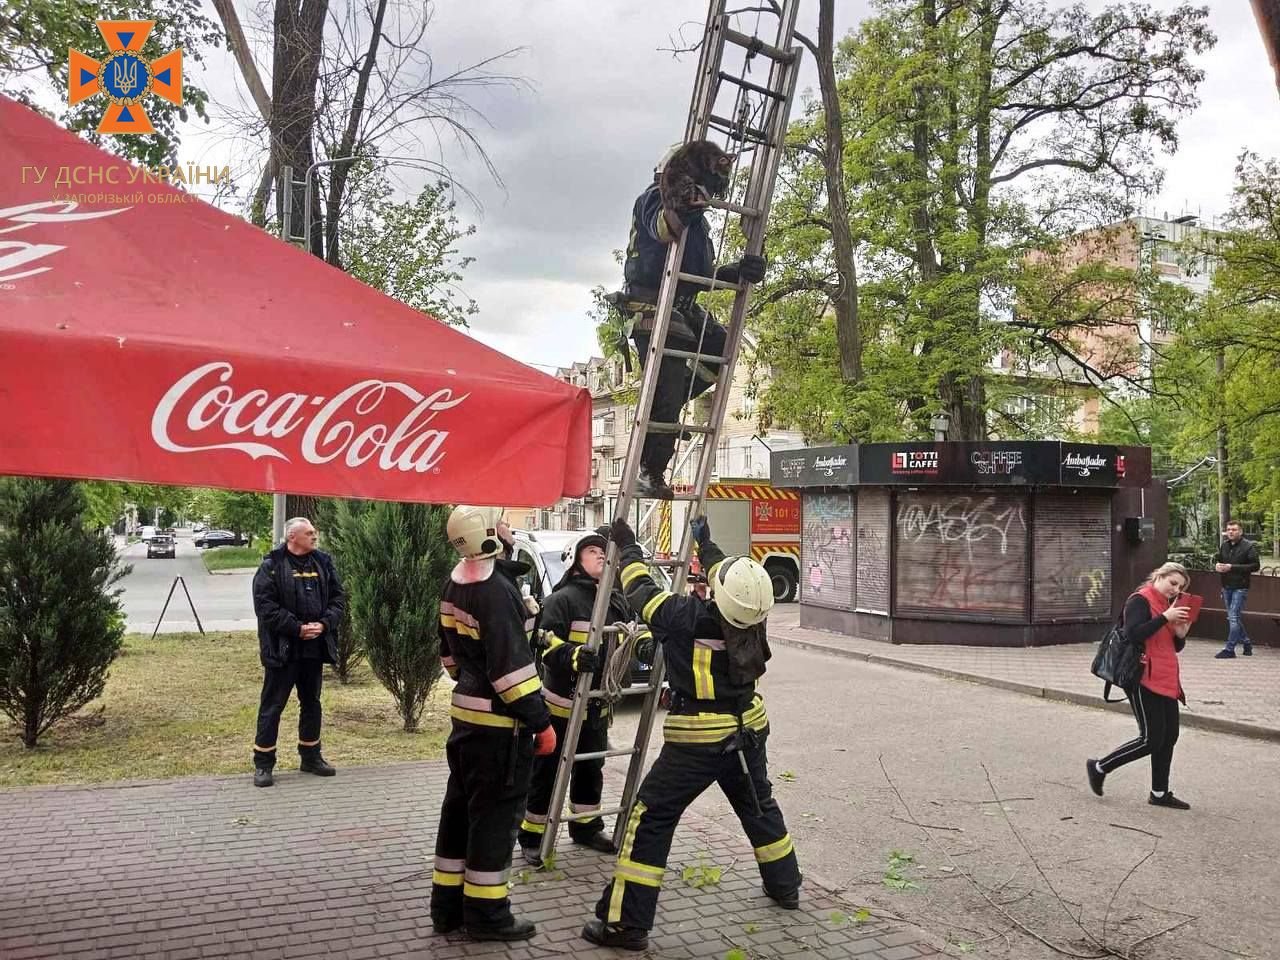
334, 498, 449, 731
315, 498, 367, 683
0, 0, 221, 168
0, 477, 128, 748
751, 0, 1213, 441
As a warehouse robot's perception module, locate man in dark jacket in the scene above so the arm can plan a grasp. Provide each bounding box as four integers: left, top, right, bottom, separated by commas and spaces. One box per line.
581, 516, 800, 951
1213, 520, 1261, 658
517, 527, 652, 865
251, 517, 345, 788
616, 142, 766, 499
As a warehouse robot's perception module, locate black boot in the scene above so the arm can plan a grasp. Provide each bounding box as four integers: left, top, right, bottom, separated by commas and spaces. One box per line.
253, 767, 274, 788
581, 919, 649, 951
300, 755, 336, 776
431, 916, 462, 935
520, 843, 543, 867
572, 831, 617, 854
466, 918, 536, 941
635, 469, 674, 500
764, 883, 800, 909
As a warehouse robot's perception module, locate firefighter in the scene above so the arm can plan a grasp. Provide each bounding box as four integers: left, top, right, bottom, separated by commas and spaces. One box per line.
581, 515, 801, 951
517, 527, 652, 865
431, 505, 558, 942
615, 142, 766, 499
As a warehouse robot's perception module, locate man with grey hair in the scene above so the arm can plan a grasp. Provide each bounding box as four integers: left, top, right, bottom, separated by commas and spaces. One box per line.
251, 516, 346, 787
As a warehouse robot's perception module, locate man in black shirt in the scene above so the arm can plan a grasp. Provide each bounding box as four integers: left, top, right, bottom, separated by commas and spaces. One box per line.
1213, 520, 1261, 659
251, 517, 346, 787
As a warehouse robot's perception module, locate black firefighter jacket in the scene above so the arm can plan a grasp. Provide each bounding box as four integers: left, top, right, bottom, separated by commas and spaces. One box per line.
620, 539, 770, 746
439, 556, 551, 734
253, 546, 345, 668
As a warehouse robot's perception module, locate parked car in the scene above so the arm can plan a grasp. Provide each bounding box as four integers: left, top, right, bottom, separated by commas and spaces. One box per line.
140, 525, 156, 542
194, 529, 248, 549
192, 523, 206, 533
146, 534, 176, 559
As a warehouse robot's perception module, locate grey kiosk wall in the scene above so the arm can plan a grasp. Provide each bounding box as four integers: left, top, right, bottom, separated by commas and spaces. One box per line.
771, 442, 1167, 646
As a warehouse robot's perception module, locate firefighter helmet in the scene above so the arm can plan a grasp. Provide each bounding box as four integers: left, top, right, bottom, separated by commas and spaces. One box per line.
447, 505, 506, 560
653, 142, 682, 179
561, 531, 609, 569
709, 555, 775, 628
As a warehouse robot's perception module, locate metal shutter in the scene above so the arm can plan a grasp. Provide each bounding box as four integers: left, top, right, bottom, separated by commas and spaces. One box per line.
1033, 494, 1112, 621
855, 489, 890, 614
894, 491, 1028, 621
801, 492, 856, 610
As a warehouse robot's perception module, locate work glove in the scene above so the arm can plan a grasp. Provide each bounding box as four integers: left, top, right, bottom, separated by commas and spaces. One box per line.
571, 646, 600, 674
716, 254, 766, 285
690, 515, 712, 554
532, 724, 558, 757
609, 518, 637, 550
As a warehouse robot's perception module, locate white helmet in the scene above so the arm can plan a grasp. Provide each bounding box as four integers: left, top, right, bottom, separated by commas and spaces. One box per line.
709, 556, 775, 628
653, 142, 682, 178
447, 505, 505, 560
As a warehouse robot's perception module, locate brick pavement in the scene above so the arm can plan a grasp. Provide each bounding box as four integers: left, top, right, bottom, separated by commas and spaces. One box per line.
767, 605, 1280, 738
0, 761, 938, 960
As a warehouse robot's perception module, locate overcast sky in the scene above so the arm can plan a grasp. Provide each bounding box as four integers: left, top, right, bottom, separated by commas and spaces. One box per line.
178, 0, 1280, 374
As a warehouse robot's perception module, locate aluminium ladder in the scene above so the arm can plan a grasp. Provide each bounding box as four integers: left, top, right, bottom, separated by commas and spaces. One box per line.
539, 0, 803, 863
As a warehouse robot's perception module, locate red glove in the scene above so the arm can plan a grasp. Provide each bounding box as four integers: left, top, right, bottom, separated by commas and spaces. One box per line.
532, 725, 558, 757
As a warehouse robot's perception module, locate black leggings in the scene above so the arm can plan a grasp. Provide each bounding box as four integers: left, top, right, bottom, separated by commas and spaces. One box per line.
1098, 684, 1180, 793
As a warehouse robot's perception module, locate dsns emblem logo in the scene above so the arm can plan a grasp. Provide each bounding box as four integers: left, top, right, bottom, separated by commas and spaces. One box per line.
68, 21, 182, 134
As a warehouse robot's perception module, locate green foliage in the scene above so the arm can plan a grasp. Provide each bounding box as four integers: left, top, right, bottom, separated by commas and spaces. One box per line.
315, 499, 367, 683
333, 499, 450, 732
724, 949, 748, 960
882, 850, 919, 890
0, 0, 221, 168
680, 852, 723, 889
343, 170, 478, 327
0, 478, 128, 748
750, 0, 1213, 441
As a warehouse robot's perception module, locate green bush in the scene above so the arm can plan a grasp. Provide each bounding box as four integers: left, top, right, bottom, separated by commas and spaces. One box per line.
0, 478, 129, 748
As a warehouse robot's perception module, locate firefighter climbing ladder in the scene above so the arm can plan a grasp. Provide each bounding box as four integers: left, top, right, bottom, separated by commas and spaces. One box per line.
540, 0, 803, 862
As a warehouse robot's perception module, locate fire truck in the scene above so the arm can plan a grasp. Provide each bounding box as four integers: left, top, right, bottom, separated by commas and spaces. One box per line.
668, 479, 801, 602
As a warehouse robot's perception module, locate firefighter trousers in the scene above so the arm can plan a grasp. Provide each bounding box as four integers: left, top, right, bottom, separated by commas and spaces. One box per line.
518, 713, 608, 847
593, 729, 800, 931
251, 658, 323, 769
430, 721, 534, 931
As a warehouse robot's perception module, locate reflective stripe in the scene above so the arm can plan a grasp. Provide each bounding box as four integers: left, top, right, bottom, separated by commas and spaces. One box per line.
754, 834, 795, 864
524, 617, 536, 632
543, 689, 573, 709
615, 858, 663, 887
570, 802, 600, 814
568, 630, 589, 643
465, 868, 509, 886
463, 881, 508, 900
642, 590, 673, 621
663, 698, 768, 743
694, 636, 726, 651
498, 676, 543, 704
544, 633, 567, 654
522, 811, 548, 824
450, 706, 516, 729
620, 562, 649, 587
692, 645, 715, 700
520, 818, 546, 834
452, 693, 495, 712
440, 655, 457, 667
569, 620, 592, 633
453, 622, 480, 640
609, 800, 648, 923
252, 744, 276, 753
706, 560, 724, 582
435, 856, 465, 872
548, 701, 572, 719
492, 662, 538, 693
450, 605, 479, 629
433, 870, 463, 887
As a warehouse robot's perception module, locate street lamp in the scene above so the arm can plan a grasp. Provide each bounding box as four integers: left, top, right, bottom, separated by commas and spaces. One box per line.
929, 411, 951, 442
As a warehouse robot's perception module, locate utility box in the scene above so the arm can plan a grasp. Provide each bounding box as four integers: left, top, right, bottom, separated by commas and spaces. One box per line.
1124, 516, 1156, 543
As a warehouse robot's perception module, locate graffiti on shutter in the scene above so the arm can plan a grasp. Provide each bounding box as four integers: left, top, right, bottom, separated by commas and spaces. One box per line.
893, 491, 1028, 621
801, 492, 856, 610
1033, 494, 1111, 621
856, 489, 890, 614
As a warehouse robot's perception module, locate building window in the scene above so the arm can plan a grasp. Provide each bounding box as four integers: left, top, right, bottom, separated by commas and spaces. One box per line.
611, 458, 623, 479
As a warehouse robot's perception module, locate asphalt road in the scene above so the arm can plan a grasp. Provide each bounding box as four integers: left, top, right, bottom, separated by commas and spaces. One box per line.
117, 530, 257, 634
608, 638, 1279, 960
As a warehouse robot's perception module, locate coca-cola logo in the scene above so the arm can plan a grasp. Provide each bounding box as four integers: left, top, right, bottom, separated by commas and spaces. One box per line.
151, 361, 469, 472
0, 201, 132, 284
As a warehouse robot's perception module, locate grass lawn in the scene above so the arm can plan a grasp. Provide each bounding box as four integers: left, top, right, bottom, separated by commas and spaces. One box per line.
201, 546, 264, 571
0, 632, 449, 787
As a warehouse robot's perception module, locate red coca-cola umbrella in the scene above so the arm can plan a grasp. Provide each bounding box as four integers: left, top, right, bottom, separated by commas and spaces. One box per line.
0, 96, 590, 506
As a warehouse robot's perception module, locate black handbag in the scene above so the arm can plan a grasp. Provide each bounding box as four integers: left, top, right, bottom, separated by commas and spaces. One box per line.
1091, 614, 1144, 703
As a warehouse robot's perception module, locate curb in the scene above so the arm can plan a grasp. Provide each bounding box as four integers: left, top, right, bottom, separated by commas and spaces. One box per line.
770, 631, 1280, 744
205, 567, 257, 576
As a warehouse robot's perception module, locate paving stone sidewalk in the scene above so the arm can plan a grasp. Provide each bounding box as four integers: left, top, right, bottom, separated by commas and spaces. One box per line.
0, 761, 938, 960
767, 606, 1280, 738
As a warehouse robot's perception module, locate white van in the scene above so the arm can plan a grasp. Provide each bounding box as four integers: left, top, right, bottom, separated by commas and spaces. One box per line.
140, 525, 156, 542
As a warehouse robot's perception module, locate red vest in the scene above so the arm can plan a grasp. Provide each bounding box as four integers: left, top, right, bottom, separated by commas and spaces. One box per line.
1135, 584, 1183, 701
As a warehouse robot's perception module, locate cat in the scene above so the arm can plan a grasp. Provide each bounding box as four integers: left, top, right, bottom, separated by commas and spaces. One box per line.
659, 140, 735, 219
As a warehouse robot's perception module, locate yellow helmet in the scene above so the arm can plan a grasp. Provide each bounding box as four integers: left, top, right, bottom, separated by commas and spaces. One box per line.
447, 505, 505, 560
709, 556, 775, 628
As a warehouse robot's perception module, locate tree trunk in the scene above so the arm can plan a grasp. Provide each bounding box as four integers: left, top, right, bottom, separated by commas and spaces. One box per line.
210, 0, 272, 123
816, 0, 861, 381
271, 0, 329, 256
1216, 349, 1230, 532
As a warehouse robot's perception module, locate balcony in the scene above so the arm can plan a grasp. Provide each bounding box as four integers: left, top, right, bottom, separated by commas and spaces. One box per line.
592, 433, 616, 450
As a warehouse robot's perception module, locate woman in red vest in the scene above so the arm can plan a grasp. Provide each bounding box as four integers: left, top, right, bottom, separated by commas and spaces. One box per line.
1087, 562, 1193, 809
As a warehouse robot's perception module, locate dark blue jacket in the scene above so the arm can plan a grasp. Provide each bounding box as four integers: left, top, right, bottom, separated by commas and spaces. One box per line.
623, 182, 716, 302
253, 546, 345, 668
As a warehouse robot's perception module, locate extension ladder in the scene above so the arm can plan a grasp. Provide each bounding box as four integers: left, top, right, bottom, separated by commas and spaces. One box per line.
539, 0, 803, 862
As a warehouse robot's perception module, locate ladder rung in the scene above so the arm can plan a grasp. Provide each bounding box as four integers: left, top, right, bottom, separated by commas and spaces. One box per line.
586, 683, 658, 700
563, 806, 626, 823
646, 422, 714, 435
723, 27, 797, 64
707, 197, 762, 218
662, 346, 728, 364
708, 114, 773, 146
649, 558, 686, 568
717, 70, 788, 101
676, 271, 743, 292
574, 746, 639, 762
